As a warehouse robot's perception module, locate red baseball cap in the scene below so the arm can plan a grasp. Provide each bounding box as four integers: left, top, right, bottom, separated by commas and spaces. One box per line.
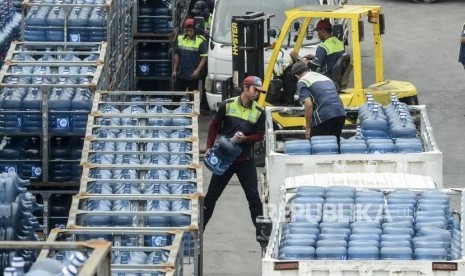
183, 18, 195, 29
316, 19, 332, 30
243, 76, 266, 92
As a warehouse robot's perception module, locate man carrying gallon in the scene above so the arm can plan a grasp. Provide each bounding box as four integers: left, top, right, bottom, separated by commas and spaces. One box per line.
292, 62, 346, 142
203, 76, 266, 238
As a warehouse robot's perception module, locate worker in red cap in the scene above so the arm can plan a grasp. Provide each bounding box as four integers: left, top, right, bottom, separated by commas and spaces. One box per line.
203, 75, 266, 239
172, 18, 208, 96
290, 19, 345, 78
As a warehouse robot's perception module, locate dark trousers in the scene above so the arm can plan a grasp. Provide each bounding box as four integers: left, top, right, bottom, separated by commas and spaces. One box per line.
173, 78, 199, 102
203, 159, 263, 229
312, 116, 346, 143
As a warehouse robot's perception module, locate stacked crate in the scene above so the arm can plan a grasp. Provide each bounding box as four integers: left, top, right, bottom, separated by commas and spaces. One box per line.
21, 0, 134, 90
65, 90, 202, 275
133, 0, 192, 91
0, 41, 108, 234
0, 238, 112, 275
0, 0, 21, 67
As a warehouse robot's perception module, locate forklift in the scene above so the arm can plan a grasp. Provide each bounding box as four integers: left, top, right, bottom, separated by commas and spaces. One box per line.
226, 5, 419, 131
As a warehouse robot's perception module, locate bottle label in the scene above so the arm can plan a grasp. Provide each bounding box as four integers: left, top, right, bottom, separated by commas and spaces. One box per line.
32, 166, 42, 176
56, 118, 69, 128
208, 154, 218, 165
4, 166, 17, 173
152, 236, 166, 247
70, 33, 80, 42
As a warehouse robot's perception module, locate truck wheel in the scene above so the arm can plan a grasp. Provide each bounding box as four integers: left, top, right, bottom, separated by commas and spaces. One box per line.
399, 95, 419, 105
254, 141, 266, 167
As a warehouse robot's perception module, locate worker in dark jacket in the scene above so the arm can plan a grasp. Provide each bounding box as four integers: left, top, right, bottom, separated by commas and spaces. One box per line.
172, 18, 208, 92
203, 76, 265, 235
292, 62, 346, 142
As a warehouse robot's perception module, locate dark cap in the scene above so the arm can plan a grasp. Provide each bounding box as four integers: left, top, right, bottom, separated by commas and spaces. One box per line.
316, 19, 332, 30
243, 76, 266, 92
191, 1, 209, 14
183, 18, 195, 29
292, 62, 309, 76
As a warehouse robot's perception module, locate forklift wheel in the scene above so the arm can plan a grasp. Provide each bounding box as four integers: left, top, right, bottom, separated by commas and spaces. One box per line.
399, 95, 419, 105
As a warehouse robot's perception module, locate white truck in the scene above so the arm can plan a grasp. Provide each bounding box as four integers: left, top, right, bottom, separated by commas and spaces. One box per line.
262, 105, 443, 214
205, 0, 330, 111
262, 172, 465, 275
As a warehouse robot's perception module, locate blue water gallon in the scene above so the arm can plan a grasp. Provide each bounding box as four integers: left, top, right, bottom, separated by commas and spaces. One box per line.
339, 141, 367, 154
49, 89, 72, 133
279, 246, 315, 260
348, 246, 379, 260
316, 240, 347, 248
320, 227, 351, 236
281, 239, 316, 247
414, 248, 448, 260
350, 221, 381, 229
172, 99, 192, 126
284, 140, 311, 155
316, 247, 347, 260
204, 136, 241, 175
352, 227, 382, 236
380, 247, 412, 260
360, 107, 389, 138
348, 240, 379, 248
21, 87, 42, 132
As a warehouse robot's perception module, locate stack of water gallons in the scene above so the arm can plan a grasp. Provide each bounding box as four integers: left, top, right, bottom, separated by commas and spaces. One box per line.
284, 93, 423, 155
134, 0, 191, 91
21, 0, 134, 84
63, 91, 202, 275
278, 185, 463, 261
0, 172, 45, 270
358, 93, 422, 154
137, 0, 174, 35
0, 42, 106, 184
0, 0, 21, 67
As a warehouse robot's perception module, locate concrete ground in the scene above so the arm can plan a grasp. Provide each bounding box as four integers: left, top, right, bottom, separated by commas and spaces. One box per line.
199, 0, 465, 275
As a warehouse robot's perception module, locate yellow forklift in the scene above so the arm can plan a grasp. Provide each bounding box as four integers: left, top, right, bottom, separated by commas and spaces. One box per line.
256, 5, 419, 129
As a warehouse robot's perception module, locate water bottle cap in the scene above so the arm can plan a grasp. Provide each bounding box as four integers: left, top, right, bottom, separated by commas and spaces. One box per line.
71, 252, 86, 265
63, 264, 78, 276
11, 257, 25, 267
3, 267, 16, 276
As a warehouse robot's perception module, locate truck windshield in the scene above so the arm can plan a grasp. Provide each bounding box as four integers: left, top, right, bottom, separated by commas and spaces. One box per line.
212, 0, 322, 45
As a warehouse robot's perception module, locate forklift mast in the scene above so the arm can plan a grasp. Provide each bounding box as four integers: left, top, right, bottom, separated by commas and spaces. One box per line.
228, 12, 274, 98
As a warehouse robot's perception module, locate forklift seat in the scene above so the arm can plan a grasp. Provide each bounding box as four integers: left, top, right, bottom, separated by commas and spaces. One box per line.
329, 53, 352, 92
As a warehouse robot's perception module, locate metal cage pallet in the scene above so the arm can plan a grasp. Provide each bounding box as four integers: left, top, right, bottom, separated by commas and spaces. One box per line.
0, 239, 112, 276
45, 228, 182, 275
21, 0, 133, 79
263, 173, 465, 276
132, 0, 192, 38
110, 42, 135, 91
67, 193, 201, 230
88, 90, 200, 113
0, 42, 108, 186
29, 189, 79, 236
1, 41, 108, 89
